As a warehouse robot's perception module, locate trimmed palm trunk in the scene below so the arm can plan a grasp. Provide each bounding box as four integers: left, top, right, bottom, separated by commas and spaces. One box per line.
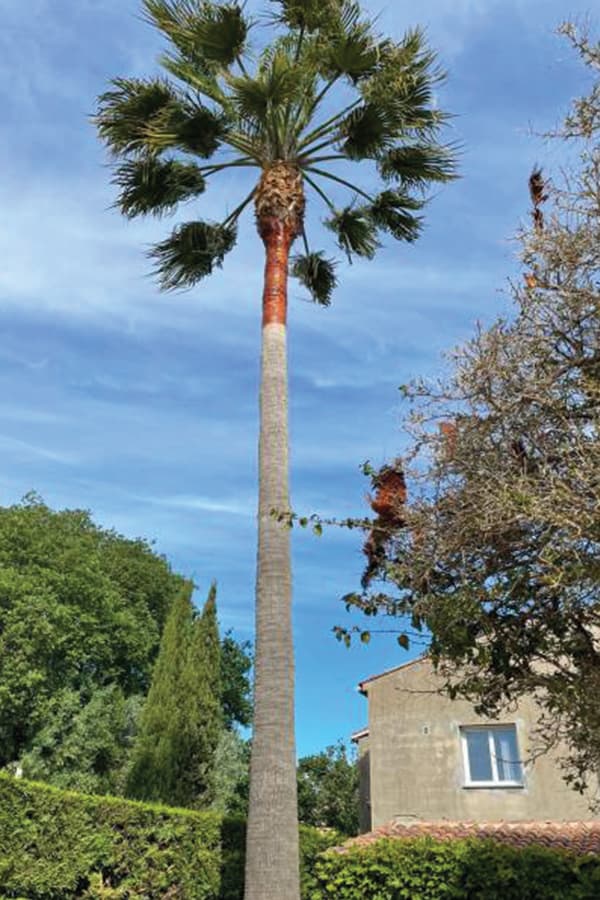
244, 164, 304, 900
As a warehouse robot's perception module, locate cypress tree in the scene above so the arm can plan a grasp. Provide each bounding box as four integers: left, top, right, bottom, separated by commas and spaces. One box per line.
183, 582, 222, 807
126, 581, 223, 808
126, 581, 193, 805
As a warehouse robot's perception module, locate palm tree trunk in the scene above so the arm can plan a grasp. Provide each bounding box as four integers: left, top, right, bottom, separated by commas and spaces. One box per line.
244, 217, 300, 900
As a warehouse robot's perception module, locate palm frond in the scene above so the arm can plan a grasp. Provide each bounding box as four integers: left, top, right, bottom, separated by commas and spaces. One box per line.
228, 75, 276, 123
95, 78, 177, 155
229, 49, 301, 120
144, 0, 249, 68
149, 220, 237, 289
338, 103, 396, 159
161, 51, 232, 108
373, 28, 443, 93
319, 14, 379, 83
360, 30, 448, 136
161, 98, 226, 156
291, 251, 337, 305
367, 190, 424, 242
113, 157, 206, 218
191, 2, 249, 66
325, 206, 380, 261
268, 0, 347, 33
378, 143, 458, 187
95, 1, 458, 297
95, 78, 224, 159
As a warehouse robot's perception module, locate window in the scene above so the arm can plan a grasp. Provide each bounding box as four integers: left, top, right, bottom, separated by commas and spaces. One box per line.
460, 725, 524, 787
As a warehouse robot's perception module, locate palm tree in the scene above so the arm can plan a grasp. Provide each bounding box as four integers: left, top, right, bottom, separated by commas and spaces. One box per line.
95, 2, 456, 897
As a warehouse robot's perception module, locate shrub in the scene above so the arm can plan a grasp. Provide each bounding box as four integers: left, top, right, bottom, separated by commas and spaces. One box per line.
7, 773, 594, 899
0, 774, 220, 899
0, 775, 342, 899
309, 837, 600, 900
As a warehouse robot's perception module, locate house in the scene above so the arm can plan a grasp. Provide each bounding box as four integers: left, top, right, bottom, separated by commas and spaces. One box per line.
352, 656, 598, 833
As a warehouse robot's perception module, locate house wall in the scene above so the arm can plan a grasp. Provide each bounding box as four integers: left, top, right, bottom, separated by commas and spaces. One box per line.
353, 733, 371, 834
365, 659, 597, 830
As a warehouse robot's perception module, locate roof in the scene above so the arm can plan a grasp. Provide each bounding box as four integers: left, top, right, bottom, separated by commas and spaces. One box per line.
358, 655, 427, 695
342, 820, 600, 856
350, 727, 369, 743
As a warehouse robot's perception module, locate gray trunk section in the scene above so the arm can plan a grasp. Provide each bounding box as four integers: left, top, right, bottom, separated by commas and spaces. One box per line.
244, 321, 300, 900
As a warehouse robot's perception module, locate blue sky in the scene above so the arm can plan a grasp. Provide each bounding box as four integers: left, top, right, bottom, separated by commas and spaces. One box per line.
0, 0, 594, 756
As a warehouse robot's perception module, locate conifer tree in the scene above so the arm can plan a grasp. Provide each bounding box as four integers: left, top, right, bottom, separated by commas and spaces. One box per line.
182, 582, 223, 806
126, 581, 193, 804
126, 581, 224, 807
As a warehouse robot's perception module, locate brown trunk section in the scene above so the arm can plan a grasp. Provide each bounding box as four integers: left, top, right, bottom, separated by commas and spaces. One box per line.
244, 214, 301, 900
261, 218, 293, 326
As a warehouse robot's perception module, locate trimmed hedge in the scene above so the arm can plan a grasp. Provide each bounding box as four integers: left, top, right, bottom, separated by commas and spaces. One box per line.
4, 775, 600, 899
309, 836, 600, 900
0, 775, 341, 899
0, 775, 221, 899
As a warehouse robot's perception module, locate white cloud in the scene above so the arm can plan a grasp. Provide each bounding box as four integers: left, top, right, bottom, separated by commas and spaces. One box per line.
0, 435, 80, 466
136, 492, 254, 517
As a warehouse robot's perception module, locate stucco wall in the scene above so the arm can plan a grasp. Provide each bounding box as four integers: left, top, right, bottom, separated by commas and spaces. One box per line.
364, 659, 597, 829
353, 732, 371, 834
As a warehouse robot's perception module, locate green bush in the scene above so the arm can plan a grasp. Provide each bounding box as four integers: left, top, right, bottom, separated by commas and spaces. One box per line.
7, 774, 595, 900
0, 774, 221, 899
309, 837, 600, 900
0, 775, 341, 899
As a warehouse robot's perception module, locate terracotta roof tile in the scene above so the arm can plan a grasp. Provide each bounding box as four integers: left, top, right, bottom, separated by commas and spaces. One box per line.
342, 820, 600, 856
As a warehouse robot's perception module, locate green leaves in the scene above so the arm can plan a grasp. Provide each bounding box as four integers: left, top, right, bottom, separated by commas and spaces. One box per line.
0, 497, 183, 769
229, 50, 299, 122
95, 78, 224, 158
143, 0, 249, 68
150, 220, 237, 289
173, 100, 226, 156
379, 143, 458, 187
126, 582, 222, 808
368, 190, 424, 242
191, 2, 249, 66
95, 0, 458, 294
339, 103, 396, 160
269, 0, 346, 33
291, 251, 338, 305
326, 206, 379, 261
320, 16, 379, 83
96, 78, 177, 156
113, 157, 206, 218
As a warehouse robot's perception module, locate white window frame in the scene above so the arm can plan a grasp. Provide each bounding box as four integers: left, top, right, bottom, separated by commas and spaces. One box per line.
460, 725, 524, 788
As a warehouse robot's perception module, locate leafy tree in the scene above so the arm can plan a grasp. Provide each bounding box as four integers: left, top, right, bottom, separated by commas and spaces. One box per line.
95, 2, 456, 894
0, 494, 182, 768
127, 582, 223, 807
221, 631, 252, 731
297, 742, 360, 836
19, 687, 141, 796
212, 728, 251, 817
342, 27, 600, 795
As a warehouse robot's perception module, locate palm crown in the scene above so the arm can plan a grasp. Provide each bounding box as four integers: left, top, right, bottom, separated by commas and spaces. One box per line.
96, 0, 456, 304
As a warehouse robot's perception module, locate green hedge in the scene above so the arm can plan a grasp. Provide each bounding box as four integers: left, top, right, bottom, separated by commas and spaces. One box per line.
309, 837, 600, 900
0, 775, 341, 899
0, 774, 221, 899
4, 775, 599, 899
